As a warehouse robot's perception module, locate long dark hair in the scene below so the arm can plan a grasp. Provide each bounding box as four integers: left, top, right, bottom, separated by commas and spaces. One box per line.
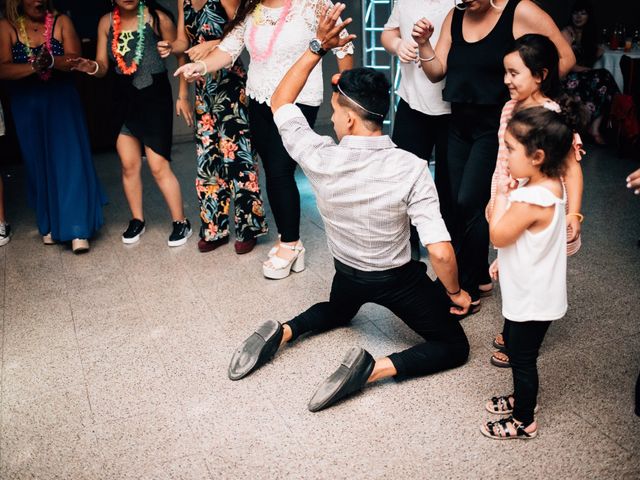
145, 0, 175, 29
506, 34, 560, 99
569, 0, 598, 67
222, 0, 260, 38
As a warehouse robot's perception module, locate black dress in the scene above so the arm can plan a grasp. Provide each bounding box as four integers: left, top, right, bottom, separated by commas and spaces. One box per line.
108, 20, 174, 160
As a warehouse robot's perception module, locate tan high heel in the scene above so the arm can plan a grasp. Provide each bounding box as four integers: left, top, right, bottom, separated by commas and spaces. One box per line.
72, 238, 90, 254
42, 233, 55, 245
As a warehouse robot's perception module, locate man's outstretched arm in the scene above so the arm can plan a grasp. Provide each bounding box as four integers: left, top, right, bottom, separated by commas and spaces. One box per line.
271, 3, 356, 113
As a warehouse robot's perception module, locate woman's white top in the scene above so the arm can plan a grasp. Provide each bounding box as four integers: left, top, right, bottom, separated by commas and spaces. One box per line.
498, 185, 567, 322
383, 0, 451, 116
219, 0, 354, 107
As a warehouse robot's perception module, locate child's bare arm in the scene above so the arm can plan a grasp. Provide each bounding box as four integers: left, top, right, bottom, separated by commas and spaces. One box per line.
490, 200, 541, 248
564, 156, 583, 242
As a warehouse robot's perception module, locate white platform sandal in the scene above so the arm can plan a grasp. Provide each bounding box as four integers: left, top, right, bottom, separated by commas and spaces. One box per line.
263, 242, 305, 279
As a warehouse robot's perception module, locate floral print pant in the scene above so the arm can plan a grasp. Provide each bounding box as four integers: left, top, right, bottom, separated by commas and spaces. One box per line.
194, 65, 268, 242
563, 68, 620, 122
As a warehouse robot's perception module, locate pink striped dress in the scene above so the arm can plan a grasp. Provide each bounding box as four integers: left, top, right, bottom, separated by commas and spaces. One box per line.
486, 99, 582, 256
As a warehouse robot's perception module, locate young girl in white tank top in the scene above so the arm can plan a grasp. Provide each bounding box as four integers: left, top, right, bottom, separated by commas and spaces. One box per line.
481, 101, 583, 440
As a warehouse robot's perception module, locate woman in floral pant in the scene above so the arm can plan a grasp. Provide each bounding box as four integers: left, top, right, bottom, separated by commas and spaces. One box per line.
163, 0, 267, 253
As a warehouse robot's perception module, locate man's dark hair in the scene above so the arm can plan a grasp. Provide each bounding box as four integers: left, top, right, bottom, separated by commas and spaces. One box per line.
334, 68, 390, 129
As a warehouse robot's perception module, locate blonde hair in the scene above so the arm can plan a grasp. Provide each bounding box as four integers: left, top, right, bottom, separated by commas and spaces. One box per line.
4, 0, 55, 26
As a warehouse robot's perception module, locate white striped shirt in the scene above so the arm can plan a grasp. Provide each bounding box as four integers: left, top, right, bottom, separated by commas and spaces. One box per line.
274, 103, 451, 271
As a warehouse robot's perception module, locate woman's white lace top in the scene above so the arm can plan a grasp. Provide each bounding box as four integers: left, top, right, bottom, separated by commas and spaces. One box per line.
219, 0, 354, 106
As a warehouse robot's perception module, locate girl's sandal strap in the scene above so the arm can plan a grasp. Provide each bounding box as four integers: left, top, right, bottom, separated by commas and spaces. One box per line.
489, 395, 513, 413
483, 416, 536, 439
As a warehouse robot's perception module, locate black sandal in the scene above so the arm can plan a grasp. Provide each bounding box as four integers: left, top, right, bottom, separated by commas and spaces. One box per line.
486, 395, 514, 414
485, 395, 539, 415
492, 333, 505, 350
490, 350, 511, 368
480, 415, 537, 440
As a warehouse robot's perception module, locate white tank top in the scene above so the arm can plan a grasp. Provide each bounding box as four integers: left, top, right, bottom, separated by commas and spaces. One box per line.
498, 185, 567, 321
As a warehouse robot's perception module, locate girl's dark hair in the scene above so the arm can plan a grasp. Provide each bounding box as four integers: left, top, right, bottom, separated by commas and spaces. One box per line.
222, 0, 260, 38
506, 34, 560, 98
506, 98, 588, 178
569, 0, 598, 67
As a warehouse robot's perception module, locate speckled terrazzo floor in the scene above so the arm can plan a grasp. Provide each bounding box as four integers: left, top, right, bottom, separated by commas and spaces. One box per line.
1, 138, 639, 479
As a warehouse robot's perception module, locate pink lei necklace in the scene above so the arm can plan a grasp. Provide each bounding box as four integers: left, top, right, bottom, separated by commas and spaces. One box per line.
18, 12, 55, 81
248, 0, 292, 62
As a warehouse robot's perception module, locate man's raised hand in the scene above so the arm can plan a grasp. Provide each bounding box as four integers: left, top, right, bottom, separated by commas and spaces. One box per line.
317, 3, 356, 50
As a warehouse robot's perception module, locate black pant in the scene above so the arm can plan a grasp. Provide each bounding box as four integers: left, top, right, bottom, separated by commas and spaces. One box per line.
504, 319, 552, 426
286, 260, 469, 378
446, 104, 501, 296
392, 99, 452, 256
248, 100, 319, 243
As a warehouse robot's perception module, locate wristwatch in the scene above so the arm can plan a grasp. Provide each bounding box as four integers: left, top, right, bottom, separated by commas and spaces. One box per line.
309, 38, 328, 56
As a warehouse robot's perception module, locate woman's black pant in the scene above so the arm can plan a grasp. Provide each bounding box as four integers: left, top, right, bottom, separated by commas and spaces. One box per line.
504, 319, 552, 426
446, 103, 501, 297
248, 100, 319, 243
392, 99, 452, 255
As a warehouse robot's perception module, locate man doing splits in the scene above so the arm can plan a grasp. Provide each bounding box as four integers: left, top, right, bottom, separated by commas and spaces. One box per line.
227, 4, 471, 412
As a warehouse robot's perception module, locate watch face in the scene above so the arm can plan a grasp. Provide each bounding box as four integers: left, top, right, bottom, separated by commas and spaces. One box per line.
310, 39, 322, 52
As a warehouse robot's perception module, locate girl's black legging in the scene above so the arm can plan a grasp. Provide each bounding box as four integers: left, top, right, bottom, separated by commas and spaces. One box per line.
446, 103, 501, 297
248, 100, 319, 243
504, 319, 552, 426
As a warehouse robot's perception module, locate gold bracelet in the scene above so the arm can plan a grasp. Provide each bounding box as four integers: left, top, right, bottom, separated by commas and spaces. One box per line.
566, 212, 584, 223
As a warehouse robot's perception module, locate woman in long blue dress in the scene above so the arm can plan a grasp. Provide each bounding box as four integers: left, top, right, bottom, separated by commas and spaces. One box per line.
0, 0, 105, 253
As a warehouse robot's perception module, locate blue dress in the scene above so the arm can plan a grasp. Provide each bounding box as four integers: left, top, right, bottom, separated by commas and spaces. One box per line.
9, 21, 106, 241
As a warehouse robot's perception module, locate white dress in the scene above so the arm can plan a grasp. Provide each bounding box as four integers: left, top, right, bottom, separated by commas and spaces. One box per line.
498, 185, 568, 321
219, 0, 354, 107
383, 0, 451, 116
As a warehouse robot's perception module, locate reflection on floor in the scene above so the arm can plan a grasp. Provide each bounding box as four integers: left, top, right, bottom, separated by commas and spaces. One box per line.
1, 141, 639, 479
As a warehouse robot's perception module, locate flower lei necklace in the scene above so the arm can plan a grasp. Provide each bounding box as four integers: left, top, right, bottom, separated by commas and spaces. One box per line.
248, 0, 292, 62
112, 1, 146, 75
18, 12, 54, 81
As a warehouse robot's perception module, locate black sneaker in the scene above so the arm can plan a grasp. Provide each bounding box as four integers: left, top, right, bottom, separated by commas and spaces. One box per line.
0, 222, 11, 247
122, 219, 145, 244
168, 219, 192, 247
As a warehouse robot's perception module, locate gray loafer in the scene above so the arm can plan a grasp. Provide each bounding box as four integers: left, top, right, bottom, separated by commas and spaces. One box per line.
308, 347, 374, 412
228, 320, 283, 381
